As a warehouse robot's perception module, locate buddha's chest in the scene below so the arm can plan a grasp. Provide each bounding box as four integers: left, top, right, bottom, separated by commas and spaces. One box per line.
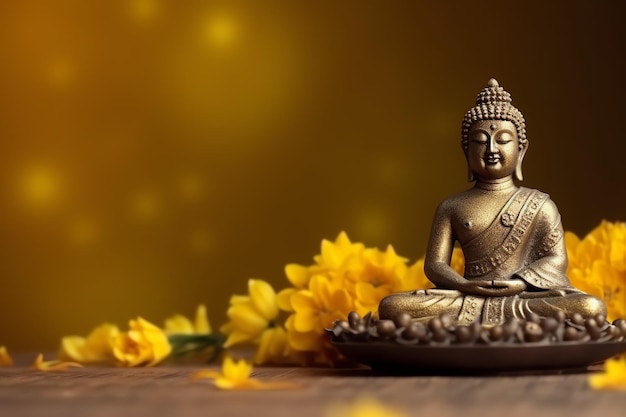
451, 193, 515, 245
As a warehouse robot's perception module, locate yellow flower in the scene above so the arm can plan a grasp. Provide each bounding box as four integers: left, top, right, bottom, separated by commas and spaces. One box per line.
112, 317, 172, 367
567, 221, 626, 321
325, 396, 407, 417
221, 279, 278, 346
164, 304, 211, 334
589, 356, 626, 391
292, 276, 352, 335
163, 304, 223, 361
220, 279, 288, 364
59, 323, 119, 364
191, 356, 297, 390
0, 346, 14, 367
352, 245, 412, 313
32, 353, 83, 372
255, 325, 289, 365
278, 231, 426, 364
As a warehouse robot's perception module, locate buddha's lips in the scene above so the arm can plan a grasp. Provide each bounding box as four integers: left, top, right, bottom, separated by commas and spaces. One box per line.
485, 155, 501, 164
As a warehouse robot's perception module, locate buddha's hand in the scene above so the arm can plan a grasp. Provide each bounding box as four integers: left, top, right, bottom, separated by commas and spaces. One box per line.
461, 279, 527, 297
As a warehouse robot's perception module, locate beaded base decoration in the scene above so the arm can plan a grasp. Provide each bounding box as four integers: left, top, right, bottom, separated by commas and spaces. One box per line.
330, 311, 626, 346
327, 312, 626, 373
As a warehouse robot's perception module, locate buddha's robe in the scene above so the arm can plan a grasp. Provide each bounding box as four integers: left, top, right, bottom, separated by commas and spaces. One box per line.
378, 188, 605, 325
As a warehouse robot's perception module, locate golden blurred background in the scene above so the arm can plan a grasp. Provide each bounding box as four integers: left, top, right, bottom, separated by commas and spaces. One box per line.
1, 0, 625, 349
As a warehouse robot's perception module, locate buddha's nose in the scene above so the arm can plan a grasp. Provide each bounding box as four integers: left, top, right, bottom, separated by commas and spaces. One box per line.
486, 137, 498, 153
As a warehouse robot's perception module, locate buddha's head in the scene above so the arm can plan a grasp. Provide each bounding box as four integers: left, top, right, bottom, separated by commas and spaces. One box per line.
461, 79, 528, 182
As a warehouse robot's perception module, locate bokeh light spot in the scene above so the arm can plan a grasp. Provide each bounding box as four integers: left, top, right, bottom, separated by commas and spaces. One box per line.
68, 217, 100, 247
177, 174, 206, 202
130, 189, 162, 222
128, 0, 159, 22
204, 14, 237, 48
19, 166, 62, 208
46, 59, 74, 89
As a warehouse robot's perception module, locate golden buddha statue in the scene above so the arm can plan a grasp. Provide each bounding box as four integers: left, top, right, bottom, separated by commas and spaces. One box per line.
378, 78, 606, 326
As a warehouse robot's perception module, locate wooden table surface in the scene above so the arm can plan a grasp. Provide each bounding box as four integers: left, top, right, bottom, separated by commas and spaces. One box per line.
1, 360, 625, 417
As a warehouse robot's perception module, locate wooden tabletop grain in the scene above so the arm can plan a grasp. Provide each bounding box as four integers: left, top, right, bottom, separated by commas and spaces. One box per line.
2, 362, 625, 417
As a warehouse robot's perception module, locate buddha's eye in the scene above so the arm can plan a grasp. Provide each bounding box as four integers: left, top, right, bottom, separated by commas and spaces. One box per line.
496, 132, 514, 144
470, 132, 488, 144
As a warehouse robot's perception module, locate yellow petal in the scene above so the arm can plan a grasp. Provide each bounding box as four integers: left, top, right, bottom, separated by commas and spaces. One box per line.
217, 378, 298, 390
194, 304, 211, 333
229, 294, 250, 305
589, 356, 626, 390
59, 336, 88, 362
214, 377, 238, 390
609, 239, 626, 271
309, 275, 333, 306
293, 310, 318, 333
192, 357, 298, 391
84, 323, 118, 354
355, 282, 381, 305
59, 323, 119, 364
290, 291, 316, 313
164, 314, 194, 334
248, 279, 278, 321
0, 346, 14, 367
330, 288, 353, 315
401, 259, 433, 291
222, 329, 254, 348
127, 330, 142, 343
284, 263, 310, 288
334, 230, 353, 247
133, 316, 160, 332
32, 353, 83, 372
276, 288, 297, 312
326, 397, 407, 417
227, 357, 253, 382
255, 326, 288, 364
228, 303, 268, 335
113, 317, 171, 367
219, 321, 233, 334
320, 238, 342, 268
147, 340, 173, 366
564, 231, 581, 257
286, 323, 322, 352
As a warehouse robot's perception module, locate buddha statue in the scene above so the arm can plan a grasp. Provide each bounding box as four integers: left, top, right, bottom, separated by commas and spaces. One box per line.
378, 78, 607, 326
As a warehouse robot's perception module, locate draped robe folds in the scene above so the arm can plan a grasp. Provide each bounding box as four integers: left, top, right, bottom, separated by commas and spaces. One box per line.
379, 187, 590, 325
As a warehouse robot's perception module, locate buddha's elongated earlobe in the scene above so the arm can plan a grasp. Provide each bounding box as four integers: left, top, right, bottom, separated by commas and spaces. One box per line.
464, 151, 475, 182
467, 164, 475, 182
514, 144, 528, 181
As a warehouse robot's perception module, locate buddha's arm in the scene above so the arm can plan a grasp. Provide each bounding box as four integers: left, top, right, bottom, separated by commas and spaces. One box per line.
423, 202, 469, 290
513, 200, 571, 290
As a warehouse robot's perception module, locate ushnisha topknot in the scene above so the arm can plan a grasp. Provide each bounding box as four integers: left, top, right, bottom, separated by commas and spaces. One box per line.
461, 78, 527, 152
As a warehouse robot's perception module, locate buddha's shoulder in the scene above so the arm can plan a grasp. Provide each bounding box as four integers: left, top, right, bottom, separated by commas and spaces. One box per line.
521, 187, 561, 221
520, 186, 555, 206
434, 189, 476, 214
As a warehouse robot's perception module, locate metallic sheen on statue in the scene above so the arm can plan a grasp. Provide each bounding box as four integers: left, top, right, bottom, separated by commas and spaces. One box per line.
378, 78, 607, 325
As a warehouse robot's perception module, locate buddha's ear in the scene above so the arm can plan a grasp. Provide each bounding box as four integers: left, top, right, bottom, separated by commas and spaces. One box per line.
464, 150, 475, 182
515, 143, 528, 181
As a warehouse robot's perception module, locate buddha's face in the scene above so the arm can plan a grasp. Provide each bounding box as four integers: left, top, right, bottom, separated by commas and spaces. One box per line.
467, 120, 523, 181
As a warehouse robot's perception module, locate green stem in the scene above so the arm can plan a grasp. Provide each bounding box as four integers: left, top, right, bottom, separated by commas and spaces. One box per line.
167, 333, 226, 345
167, 332, 226, 362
